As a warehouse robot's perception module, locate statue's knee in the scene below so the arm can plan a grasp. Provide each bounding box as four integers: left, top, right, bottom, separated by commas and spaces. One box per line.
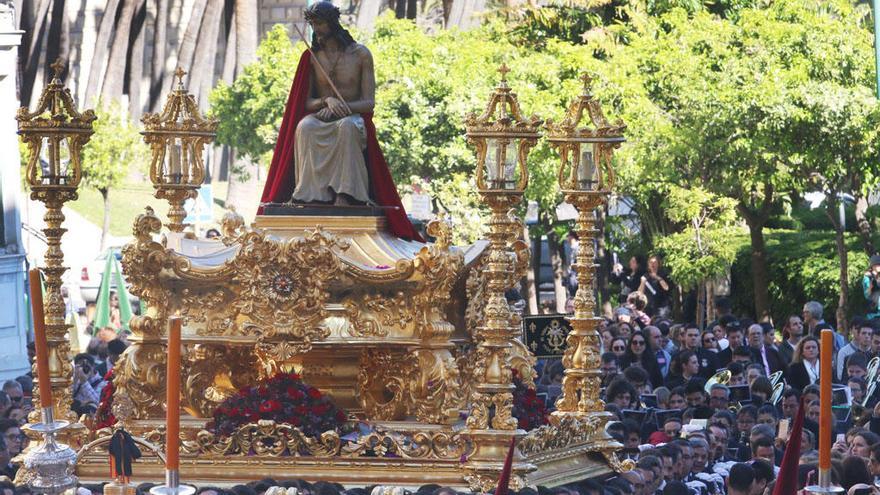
338, 117, 359, 133
297, 116, 319, 133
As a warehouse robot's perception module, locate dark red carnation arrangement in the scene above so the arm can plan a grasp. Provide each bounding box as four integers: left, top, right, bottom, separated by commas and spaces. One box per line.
511, 368, 549, 430
211, 372, 347, 438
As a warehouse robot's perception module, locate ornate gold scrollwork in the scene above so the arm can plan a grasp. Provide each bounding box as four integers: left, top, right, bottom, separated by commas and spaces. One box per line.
357, 350, 418, 421
183, 345, 259, 418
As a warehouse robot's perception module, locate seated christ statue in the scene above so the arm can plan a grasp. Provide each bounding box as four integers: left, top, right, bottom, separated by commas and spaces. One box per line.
259, 1, 422, 241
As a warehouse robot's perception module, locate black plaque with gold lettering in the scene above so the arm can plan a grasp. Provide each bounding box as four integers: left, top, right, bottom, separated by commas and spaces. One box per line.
522, 315, 571, 358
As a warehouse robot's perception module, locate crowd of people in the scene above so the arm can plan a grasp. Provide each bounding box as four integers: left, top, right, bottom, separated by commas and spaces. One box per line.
568, 254, 880, 495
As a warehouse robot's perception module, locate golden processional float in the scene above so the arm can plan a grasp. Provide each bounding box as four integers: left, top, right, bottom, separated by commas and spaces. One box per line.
20, 64, 630, 490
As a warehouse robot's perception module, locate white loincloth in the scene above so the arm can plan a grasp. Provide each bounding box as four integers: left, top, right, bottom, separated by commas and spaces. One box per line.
292, 113, 370, 203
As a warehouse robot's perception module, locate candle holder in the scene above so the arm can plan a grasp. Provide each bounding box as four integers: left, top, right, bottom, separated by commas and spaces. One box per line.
141, 68, 217, 233
22, 406, 78, 495
545, 74, 624, 425
149, 470, 195, 495
805, 470, 844, 494
17, 59, 96, 423
461, 64, 542, 492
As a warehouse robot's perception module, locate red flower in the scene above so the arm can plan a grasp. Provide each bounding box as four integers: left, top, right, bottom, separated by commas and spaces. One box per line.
336, 411, 346, 422
286, 387, 305, 400
257, 386, 269, 397
307, 387, 322, 400
259, 400, 281, 413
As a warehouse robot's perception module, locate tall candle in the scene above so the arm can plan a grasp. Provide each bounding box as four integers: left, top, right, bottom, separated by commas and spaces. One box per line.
28, 269, 52, 408
819, 329, 832, 471
166, 317, 181, 470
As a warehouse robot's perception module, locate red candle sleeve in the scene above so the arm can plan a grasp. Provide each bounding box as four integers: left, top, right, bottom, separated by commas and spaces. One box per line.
819, 329, 832, 470
166, 317, 182, 470
28, 269, 52, 408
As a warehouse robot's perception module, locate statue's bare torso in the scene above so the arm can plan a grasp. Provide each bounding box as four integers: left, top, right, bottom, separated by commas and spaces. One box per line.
306, 43, 376, 118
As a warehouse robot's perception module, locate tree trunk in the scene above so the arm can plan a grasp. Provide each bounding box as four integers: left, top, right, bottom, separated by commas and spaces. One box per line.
149, 0, 169, 111
44, 0, 68, 85
827, 197, 849, 334
531, 230, 542, 314
855, 193, 875, 256
234, 0, 257, 74
190, 0, 223, 108
521, 224, 538, 315
548, 231, 567, 314
596, 203, 610, 310
394, 0, 406, 18
406, 0, 418, 19
174, 0, 209, 90
20, 0, 51, 108
100, 188, 111, 251
102, 0, 138, 102
127, 0, 147, 118
85, 0, 122, 105
706, 279, 716, 324
737, 184, 774, 320
357, 0, 385, 30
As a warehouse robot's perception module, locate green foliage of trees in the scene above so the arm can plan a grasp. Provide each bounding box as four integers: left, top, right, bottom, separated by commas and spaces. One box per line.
210, 25, 301, 165
81, 100, 150, 248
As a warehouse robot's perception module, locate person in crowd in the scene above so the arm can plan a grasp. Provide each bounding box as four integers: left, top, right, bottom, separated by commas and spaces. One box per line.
862, 255, 880, 319
72, 354, 107, 416
749, 376, 773, 405
849, 376, 867, 406
846, 353, 869, 381
736, 406, 757, 444
746, 364, 765, 384
746, 323, 785, 375
647, 326, 673, 379
0, 419, 21, 479
666, 351, 700, 389
803, 301, 845, 351
702, 331, 719, 353
601, 352, 620, 383
1, 383, 22, 416
607, 377, 638, 409
838, 318, 874, 381
612, 255, 645, 304
780, 388, 800, 420
718, 319, 745, 366
680, 324, 719, 379
621, 330, 663, 389
668, 388, 687, 410
727, 362, 746, 386
626, 292, 651, 329
708, 384, 729, 412
778, 314, 804, 364
611, 337, 628, 359
602, 325, 618, 354
787, 336, 821, 391
106, 338, 129, 371
639, 255, 672, 318
726, 463, 755, 495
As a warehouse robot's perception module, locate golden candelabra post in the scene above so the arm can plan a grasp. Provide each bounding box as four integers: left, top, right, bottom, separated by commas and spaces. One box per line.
461, 64, 542, 492
17, 59, 96, 423
546, 75, 625, 428
141, 68, 217, 233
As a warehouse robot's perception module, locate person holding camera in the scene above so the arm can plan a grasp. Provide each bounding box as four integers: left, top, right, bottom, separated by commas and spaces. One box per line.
862, 255, 880, 319
72, 353, 107, 416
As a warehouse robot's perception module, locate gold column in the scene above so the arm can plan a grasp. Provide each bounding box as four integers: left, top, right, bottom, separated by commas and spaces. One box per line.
17, 60, 96, 422
546, 75, 625, 427
461, 65, 542, 492
141, 68, 217, 233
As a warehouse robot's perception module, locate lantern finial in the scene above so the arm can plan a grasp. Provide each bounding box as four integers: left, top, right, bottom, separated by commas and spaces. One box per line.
580, 73, 593, 94
50, 58, 65, 82
174, 67, 187, 88
497, 63, 511, 82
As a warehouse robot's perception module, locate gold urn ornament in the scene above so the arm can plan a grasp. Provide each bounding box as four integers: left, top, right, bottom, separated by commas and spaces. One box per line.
141, 68, 218, 232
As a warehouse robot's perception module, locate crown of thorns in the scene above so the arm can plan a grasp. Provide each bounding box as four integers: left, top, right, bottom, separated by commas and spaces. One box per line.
304, 2, 341, 23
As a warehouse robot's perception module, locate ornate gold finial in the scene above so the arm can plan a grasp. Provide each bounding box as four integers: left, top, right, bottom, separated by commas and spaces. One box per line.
498, 64, 511, 82
174, 67, 187, 88
50, 58, 65, 82
580, 73, 593, 94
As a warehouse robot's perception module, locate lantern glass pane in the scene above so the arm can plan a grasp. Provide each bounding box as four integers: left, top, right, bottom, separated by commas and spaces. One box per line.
38, 136, 72, 185
486, 138, 518, 189
577, 146, 598, 190
165, 138, 184, 184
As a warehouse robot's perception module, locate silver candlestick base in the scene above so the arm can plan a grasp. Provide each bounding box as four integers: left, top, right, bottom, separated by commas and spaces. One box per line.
149, 470, 195, 495
806, 468, 845, 494
22, 407, 78, 495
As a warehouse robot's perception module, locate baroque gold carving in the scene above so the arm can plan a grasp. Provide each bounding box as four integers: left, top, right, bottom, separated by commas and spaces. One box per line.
357, 350, 418, 421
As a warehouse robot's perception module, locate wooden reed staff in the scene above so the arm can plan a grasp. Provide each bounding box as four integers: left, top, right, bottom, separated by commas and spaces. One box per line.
292, 23, 352, 115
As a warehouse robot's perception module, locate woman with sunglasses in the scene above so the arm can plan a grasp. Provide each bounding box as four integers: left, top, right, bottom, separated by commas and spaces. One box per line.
702, 332, 719, 352
610, 337, 628, 358
620, 330, 663, 389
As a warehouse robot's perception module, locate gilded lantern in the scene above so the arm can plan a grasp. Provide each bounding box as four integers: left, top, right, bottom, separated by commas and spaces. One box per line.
545, 74, 625, 192
465, 64, 542, 193
141, 68, 217, 232
17, 60, 96, 195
